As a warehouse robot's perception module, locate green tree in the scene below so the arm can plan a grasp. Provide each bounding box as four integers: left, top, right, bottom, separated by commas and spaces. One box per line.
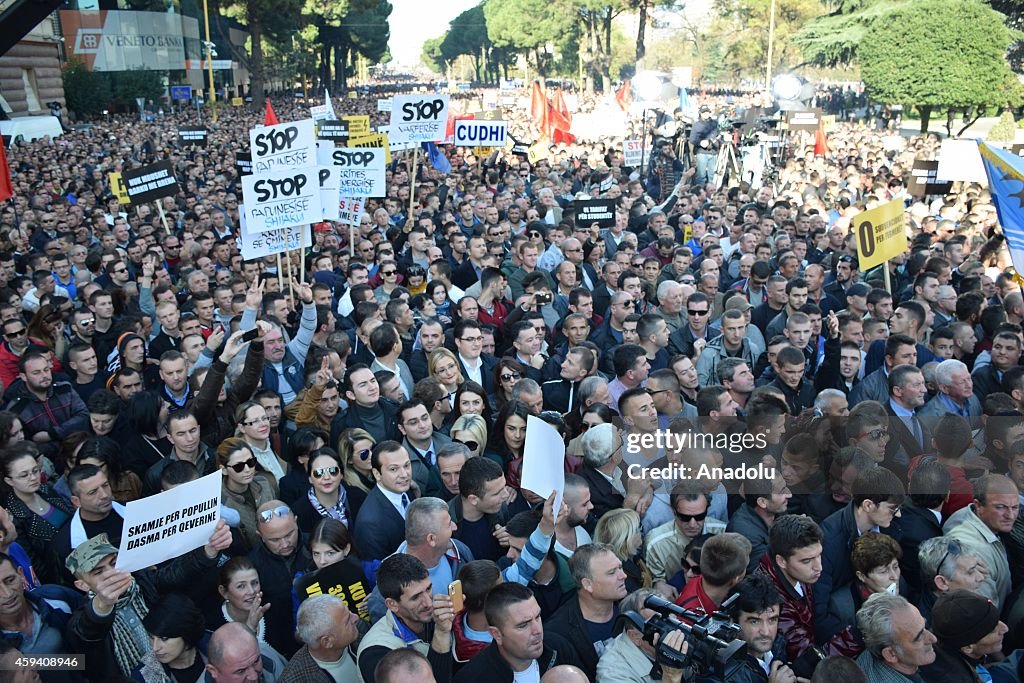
708, 0, 825, 80
61, 59, 112, 118
421, 35, 449, 74
441, 5, 491, 82
218, 0, 303, 106
792, 0, 903, 68
484, 0, 576, 76
859, 0, 1020, 133
108, 69, 165, 109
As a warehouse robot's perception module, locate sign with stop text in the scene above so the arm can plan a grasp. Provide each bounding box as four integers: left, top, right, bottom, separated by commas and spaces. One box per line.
326, 148, 386, 197
241, 166, 323, 233
239, 205, 312, 260
454, 119, 507, 147
389, 94, 450, 143
854, 198, 906, 272
115, 471, 221, 573
249, 119, 317, 174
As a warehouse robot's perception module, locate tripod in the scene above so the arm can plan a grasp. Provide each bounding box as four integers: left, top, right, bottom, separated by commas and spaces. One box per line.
713, 134, 741, 189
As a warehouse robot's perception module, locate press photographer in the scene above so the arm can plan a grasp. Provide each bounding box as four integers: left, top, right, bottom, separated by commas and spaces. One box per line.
688, 105, 720, 186
597, 587, 692, 683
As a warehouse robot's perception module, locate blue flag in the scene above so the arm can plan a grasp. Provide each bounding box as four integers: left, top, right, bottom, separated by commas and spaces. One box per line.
978, 141, 1024, 275
422, 142, 451, 174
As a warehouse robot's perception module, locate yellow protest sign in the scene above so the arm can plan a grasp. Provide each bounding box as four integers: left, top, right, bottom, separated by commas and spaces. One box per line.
820, 114, 837, 132
347, 92, 358, 99
855, 198, 906, 271
348, 133, 392, 164
108, 172, 130, 205
528, 142, 550, 164
474, 146, 494, 157
230, 97, 243, 107
343, 115, 370, 136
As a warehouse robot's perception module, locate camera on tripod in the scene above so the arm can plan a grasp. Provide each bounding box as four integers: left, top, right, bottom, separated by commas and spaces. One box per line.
619, 594, 748, 678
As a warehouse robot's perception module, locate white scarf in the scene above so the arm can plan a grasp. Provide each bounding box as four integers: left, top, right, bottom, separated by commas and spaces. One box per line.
69, 502, 128, 549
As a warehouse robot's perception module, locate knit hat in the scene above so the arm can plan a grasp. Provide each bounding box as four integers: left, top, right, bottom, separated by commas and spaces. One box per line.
932, 590, 1000, 648
66, 533, 118, 576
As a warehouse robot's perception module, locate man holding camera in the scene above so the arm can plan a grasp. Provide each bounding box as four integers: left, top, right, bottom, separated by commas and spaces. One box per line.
596, 588, 691, 683
689, 105, 720, 187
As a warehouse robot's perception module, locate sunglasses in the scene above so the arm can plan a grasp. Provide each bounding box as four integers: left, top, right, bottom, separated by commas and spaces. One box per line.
356, 448, 371, 461
453, 438, 479, 452
500, 372, 521, 382
687, 309, 709, 316
682, 559, 702, 575
856, 428, 889, 440
675, 511, 708, 523
382, 270, 397, 276
258, 505, 291, 523
313, 466, 340, 478
227, 457, 258, 473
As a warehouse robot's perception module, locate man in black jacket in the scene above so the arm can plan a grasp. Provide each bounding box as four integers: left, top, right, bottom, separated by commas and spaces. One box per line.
546, 543, 628, 680
577, 424, 625, 531
454, 583, 573, 682
897, 461, 949, 595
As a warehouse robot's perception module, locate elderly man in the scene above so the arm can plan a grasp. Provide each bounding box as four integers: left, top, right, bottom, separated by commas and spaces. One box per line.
203, 622, 287, 683
943, 474, 1018, 611
920, 590, 1010, 683
577, 424, 626, 524
855, 593, 937, 683
656, 281, 685, 332
279, 594, 361, 683
918, 359, 982, 425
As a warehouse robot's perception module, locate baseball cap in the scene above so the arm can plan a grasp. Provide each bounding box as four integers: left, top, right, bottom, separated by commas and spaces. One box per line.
932, 590, 1000, 648
66, 533, 118, 576
725, 297, 753, 313
699, 105, 711, 113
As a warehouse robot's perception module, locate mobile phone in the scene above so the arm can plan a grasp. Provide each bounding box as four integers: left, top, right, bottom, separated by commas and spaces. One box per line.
534, 291, 552, 305
241, 328, 260, 342
448, 580, 464, 612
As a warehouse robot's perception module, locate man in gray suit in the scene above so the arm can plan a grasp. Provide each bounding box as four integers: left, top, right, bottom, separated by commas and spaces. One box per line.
397, 399, 452, 499
370, 322, 414, 401
917, 359, 982, 428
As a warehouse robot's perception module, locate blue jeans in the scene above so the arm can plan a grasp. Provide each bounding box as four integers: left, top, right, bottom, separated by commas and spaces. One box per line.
694, 151, 717, 187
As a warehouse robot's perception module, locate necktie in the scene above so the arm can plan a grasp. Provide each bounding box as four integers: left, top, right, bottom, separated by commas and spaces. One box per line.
424, 450, 433, 468
401, 493, 410, 511
912, 417, 924, 450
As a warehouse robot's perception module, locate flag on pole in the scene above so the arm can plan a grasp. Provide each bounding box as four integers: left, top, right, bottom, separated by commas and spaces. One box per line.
0, 136, 12, 203
264, 101, 278, 126
325, 89, 336, 119
978, 141, 1024, 276
615, 80, 632, 112
551, 88, 575, 145
813, 122, 828, 157
422, 142, 451, 174
529, 81, 549, 141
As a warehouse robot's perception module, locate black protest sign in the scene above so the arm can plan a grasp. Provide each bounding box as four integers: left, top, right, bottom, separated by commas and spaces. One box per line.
573, 199, 617, 228
907, 160, 953, 197
785, 109, 822, 132
123, 161, 180, 203
509, 134, 531, 155
235, 152, 252, 177
317, 120, 349, 143
293, 559, 372, 622
178, 126, 208, 146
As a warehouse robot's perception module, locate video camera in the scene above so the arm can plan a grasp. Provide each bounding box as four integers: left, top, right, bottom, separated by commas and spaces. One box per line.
619, 594, 747, 679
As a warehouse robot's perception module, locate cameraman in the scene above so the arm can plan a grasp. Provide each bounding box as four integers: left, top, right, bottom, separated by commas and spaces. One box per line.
597, 588, 692, 683
646, 140, 685, 203
689, 105, 720, 187
695, 575, 803, 683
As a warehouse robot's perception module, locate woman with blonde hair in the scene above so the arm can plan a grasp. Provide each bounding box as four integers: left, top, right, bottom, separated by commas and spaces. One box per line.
428, 348, 463, 396
218, 437, 277, 551
235, 401, 287, 485
594, 508, 652, 592
337, 428, 376, 517
449, 414, 487, 458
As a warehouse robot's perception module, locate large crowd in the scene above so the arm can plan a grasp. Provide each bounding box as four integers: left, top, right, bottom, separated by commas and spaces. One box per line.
0, 84, 1019, 683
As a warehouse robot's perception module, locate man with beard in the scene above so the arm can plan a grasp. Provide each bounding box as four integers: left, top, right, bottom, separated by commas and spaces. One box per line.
553, 475, 594, 559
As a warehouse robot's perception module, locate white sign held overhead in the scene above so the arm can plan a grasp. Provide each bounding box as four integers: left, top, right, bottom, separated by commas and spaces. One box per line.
377, 98, 393, 112
389, 94, 450, 143
623, 139, 645, 167
249, 119, 317, 174
454, 120, 508, 147
339, 196, 365, 225
238, 205, 312, 259
327, 148, 387, 197
520, 415, 566, 519
241, 166, 322, 233
115, 471, 221, 573
310, 104, 331, 123
936, 139, 988, 184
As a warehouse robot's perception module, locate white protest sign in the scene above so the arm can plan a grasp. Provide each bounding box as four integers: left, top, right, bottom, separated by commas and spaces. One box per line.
339, 196, 365, 225
238, 204, 312, 259
454, 119, 508, 147
318, 166, 341, 220
316, 140, 335, 166
249, 119, 317, 174
623, 139, 645, 167
328, 148, 387, 197
521, 415, 565, 518
115, 471, 221, 573
389, 93, 450, 143
241, 166, 322, 232
377, 126, 419, 153
377, 98, 393, 112
936, 139, 987, 183
310, 104, 331, 122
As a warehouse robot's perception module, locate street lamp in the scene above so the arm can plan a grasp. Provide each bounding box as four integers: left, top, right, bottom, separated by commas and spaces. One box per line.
202, 0, 217, 123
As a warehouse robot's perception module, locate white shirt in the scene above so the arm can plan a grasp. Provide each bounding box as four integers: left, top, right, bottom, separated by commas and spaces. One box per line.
513, 660, 540, 683
379, 485, 411, 519
459, 352, 483, 385
311, 649, 359, 683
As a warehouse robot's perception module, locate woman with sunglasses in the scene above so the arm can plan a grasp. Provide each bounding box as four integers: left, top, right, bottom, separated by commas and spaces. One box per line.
594, 508, 652, 593
1, 444, 71, 584
428, 348, 464, 398
235, 401, 287, 487
337, 428, 376, 518
218, 437, 278, 551
373, 259, 403, 304
493, 358, 526, 414
450, 415, 487, 458
292, 448, 351, 533
278, 427, 327, 508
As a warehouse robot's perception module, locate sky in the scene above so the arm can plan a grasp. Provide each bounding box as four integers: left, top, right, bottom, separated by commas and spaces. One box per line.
388, 0, 480, 67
